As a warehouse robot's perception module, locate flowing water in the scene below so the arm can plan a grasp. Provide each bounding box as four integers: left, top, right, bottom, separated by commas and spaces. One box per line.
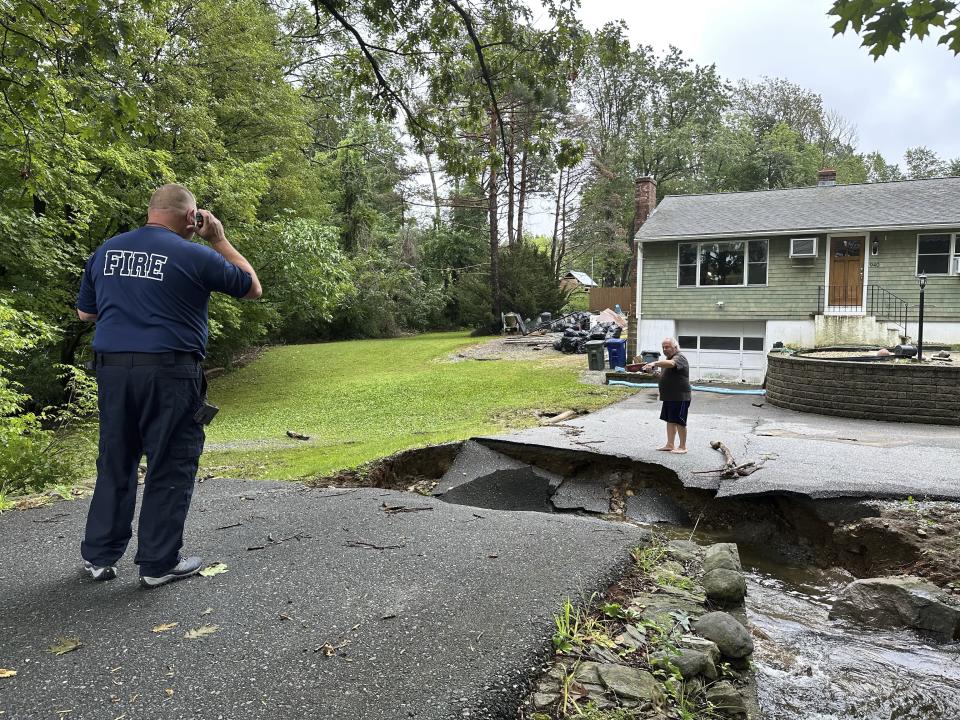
744, 559, 960, 720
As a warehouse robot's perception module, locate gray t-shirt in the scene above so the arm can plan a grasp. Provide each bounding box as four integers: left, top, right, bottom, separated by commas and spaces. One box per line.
658, 353, 692, 402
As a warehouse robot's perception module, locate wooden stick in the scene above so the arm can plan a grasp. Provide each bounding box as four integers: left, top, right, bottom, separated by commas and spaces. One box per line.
710, 440, 737, 473
543, 410, 577, 425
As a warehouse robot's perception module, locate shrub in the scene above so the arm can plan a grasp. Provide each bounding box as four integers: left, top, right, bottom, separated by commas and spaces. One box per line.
0, 301, 95, 496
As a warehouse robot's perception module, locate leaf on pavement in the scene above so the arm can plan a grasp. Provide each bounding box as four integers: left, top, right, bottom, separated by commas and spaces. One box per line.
151, 623, 179, 633
183, 624, 219, 640
198, 563, 229, 577
0, 668, 17, 678
47, 636, 82, 655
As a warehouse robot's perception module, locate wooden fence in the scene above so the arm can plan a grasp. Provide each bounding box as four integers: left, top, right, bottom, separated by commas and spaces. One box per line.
588, 286, 635, 315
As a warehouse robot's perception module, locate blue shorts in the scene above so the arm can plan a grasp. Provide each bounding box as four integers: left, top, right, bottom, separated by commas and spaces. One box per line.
660, 400, 690, 426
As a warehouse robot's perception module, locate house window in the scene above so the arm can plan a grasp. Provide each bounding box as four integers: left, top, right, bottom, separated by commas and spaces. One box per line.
916, 233, 952, 275
678, 243, 698, 286
700, 336, 740, 350
677, 240, 768, 287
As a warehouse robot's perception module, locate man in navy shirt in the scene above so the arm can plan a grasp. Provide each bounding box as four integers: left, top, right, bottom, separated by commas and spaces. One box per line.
77, 183, 261, 587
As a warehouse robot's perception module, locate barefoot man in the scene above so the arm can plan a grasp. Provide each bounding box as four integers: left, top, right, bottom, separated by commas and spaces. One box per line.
643, 337, 691, 454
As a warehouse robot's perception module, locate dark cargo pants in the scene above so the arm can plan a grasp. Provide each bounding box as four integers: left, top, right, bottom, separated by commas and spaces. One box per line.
80, 353, 205, 577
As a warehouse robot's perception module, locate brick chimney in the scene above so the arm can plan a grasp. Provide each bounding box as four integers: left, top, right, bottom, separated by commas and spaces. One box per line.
633, 176, 658, 233
817, 168, 837, 187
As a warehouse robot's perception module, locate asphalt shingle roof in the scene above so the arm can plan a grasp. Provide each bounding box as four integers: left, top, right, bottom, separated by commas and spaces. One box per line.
636, 176, 960, 241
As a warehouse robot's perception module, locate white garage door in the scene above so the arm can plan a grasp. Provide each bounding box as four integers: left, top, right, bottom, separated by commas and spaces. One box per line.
675, 321, 766, 384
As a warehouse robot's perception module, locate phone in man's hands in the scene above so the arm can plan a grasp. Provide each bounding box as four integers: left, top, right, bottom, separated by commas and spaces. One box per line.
194, 210, 204, 229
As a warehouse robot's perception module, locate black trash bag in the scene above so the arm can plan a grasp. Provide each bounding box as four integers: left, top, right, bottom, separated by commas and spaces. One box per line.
563, 328, 578, 338
553, 339, 563, 351
612, 327, 622, 338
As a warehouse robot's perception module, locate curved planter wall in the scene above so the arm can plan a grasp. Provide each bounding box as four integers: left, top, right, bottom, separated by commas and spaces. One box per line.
766, 354, 960, 425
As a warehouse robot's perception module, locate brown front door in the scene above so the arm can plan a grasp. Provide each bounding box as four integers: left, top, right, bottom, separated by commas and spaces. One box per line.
828, 236, 865, 307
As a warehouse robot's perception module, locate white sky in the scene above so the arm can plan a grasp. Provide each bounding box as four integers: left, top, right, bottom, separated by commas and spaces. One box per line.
567, 0, 960, 163
516, 0, 960, 237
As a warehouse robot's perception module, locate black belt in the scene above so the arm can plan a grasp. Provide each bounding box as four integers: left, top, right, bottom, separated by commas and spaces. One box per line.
96, 351, 199, 367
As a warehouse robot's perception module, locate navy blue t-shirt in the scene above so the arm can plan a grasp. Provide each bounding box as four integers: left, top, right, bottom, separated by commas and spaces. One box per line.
77, 226, 252, 356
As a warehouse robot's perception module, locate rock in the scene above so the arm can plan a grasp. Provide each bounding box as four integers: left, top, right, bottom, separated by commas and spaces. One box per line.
693, 611, 754, 658
657, 583, 706, 603
657, 559, 686, 576
706, 680, 748, 717
703, 543, 742, 573
651, 648, 717, 680
615, 624, 647, 650
632, 592, 705, 626
678, 634, 721, 665
830, 576, 960, 641
571, 661, 603, 685
532, 692, 559, 709
597, 663, 664, 704
703, 568, 747, 607
665, 539, 703, 563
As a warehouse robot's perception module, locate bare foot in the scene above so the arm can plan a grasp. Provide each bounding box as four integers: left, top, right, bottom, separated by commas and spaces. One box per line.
656, 446, 674, 451
670, 448, 688, 454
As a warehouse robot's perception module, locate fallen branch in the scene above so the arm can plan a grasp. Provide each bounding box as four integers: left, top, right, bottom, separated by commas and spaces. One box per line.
381, 503, 433, 515
345, 540, 405, 550
542, 410, 577, 425
707, 440, 766, 479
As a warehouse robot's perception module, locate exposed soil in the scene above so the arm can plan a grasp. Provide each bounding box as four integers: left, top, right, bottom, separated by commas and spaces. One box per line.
309, 440, 960, 595
446, 335, 564, 362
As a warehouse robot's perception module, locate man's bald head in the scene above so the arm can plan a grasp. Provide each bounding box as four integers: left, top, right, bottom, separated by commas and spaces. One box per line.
147, 184, 197, 238
149, 184, 196, 214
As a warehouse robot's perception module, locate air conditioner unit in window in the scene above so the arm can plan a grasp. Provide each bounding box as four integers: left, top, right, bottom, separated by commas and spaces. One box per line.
790, 237, 817, 258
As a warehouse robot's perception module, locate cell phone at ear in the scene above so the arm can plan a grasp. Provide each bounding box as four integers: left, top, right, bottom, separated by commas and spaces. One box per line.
194, 210, 204, 229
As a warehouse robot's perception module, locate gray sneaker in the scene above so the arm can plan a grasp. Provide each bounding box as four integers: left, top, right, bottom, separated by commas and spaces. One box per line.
139, 555, 202, 588
83, 560, 117, 581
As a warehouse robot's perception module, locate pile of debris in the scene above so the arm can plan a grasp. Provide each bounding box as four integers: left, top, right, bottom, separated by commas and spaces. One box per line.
545, 311, 623, 354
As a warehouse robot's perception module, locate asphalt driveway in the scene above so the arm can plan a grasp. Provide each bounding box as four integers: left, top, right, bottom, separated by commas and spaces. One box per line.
0, 482, 644, 720
487, 389, 960, 501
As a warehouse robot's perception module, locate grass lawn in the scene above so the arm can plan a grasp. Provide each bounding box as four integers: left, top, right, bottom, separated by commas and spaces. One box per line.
202, 331, 633, 480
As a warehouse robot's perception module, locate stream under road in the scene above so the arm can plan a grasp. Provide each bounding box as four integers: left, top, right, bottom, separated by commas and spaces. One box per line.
744, 561, 960, 720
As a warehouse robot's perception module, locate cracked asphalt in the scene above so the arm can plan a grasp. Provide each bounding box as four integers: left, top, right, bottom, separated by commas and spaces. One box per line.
0, 482, 645, 720
485, 390, 960, 501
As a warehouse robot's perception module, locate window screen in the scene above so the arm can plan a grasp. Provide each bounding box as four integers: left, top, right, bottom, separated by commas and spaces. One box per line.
743, 337, 764, 351
678, 335, 698, 349
917, 233, 951, 275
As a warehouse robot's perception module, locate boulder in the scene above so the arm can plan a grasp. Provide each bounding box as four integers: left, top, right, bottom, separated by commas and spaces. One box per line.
678, 634, 721, 665
631, 592, 705, 626
703, 568, 747, 607
657, 559, 686, 576
651, 648, 717, 680
693, 611, 754, 659
706, 680, 748, 718
597, 663, 664, 704
829, 576, 960, 641
665, 539, 703, 563
703, 543, 742, 574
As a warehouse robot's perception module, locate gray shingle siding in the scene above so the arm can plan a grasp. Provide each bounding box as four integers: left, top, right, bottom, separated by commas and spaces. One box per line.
636, 177, 960, 240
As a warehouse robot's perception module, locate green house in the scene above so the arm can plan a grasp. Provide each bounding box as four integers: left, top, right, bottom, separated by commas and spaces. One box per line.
633, 171, 960, 382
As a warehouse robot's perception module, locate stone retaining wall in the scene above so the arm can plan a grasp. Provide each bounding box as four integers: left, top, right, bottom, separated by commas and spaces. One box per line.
766, 354, 960, 425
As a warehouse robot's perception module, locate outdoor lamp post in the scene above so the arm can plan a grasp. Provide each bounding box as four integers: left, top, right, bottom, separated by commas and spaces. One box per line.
917, 272, 927, 362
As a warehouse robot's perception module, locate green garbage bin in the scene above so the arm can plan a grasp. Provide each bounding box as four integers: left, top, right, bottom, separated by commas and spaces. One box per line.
586, 340, 606, 371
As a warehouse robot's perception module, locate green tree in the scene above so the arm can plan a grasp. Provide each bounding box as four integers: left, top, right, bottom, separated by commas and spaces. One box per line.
830, 0, 960, 58
904, 145, 948, 178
